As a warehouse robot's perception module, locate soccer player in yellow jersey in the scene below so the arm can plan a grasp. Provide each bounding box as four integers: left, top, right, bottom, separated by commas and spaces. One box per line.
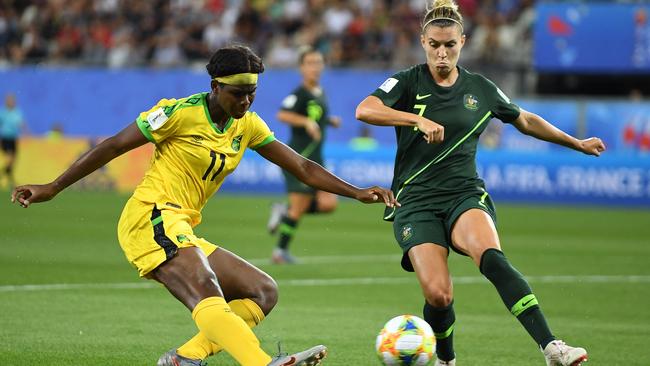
11, 45, 397, 366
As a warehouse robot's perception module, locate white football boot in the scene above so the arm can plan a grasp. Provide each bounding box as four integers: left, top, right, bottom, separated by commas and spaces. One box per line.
542, 340, 588, 366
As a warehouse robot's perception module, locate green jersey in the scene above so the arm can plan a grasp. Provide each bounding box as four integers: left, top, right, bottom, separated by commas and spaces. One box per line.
280, 85, 330, 164
371, 65, 520, 220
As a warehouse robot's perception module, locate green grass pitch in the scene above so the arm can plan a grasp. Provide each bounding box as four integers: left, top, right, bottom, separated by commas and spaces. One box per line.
1, 190, 649, 365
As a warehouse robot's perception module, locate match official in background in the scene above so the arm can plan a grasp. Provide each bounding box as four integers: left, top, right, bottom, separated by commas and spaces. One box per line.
356, 1, 605, 365
267, 46, 342, 264
0, 93, 26, 189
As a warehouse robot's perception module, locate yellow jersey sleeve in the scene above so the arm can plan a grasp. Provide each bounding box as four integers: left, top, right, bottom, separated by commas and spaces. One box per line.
135, 98, 182, 144
247, 112, 276, 150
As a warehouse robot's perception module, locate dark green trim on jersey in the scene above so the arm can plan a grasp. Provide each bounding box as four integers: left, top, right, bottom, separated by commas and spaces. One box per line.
202, 93, 234, 134
384, 110, 493, 220
166, 93, 205, 117
251, 135, 276, 150
136, 116, 156, 143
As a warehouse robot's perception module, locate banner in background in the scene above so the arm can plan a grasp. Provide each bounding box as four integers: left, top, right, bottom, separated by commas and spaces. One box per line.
5, 138, 649, 208
483, 100, 578, 152
587, 101, 650, 154
6, 137, 153, 192
534, 2, 650, 73
4, 68, 649, 153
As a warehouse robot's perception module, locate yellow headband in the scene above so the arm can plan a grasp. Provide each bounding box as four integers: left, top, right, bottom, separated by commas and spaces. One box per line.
213, 73, 258, 85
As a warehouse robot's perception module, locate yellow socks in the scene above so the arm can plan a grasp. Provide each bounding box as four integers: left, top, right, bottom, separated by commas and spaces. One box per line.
229, 298, 266, 327
179, 297, 270, 365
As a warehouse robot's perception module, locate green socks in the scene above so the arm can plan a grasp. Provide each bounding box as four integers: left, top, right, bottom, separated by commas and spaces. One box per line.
424, 301, 456, 361
480, 248, 555, 348
277, 216, 298, 250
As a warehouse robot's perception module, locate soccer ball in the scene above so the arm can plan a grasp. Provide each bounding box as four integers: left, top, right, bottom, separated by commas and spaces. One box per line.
375, 315, 435, 366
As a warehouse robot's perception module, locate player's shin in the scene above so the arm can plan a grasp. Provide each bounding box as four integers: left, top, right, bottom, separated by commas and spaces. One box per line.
191, 296, 271, 366
277, 216, 298, 250
480, 248, 555, 349
178, 298, 267, 360
424, 301, 456, 362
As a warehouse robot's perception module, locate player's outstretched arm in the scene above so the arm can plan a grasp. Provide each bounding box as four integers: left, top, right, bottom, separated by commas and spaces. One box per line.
511, 109, 606, 156
257, 140, 398, 207
356, 96, 444, 144
277, 110, 322, 141
12, 122, 148, 208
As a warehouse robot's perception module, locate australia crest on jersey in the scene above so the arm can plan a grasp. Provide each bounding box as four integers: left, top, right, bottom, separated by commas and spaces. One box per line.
463, 94, 479, 111
231, 135, 243, 152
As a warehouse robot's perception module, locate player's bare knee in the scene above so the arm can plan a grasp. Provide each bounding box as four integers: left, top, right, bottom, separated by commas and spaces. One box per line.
422, 285, 453, 308
318, 200, 337, 213
256, 275, 279, 314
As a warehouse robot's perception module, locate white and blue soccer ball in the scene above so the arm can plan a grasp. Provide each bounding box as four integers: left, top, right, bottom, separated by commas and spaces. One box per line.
375, 315, 436, 366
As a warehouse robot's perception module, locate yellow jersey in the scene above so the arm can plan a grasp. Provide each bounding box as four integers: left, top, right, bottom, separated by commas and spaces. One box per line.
133, 92, 275, 225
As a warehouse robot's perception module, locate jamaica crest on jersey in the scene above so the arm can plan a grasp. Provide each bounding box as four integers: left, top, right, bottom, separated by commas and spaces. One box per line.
231, 134, 244, 152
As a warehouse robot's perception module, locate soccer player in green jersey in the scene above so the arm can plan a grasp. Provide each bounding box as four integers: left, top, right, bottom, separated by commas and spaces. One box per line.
356, 1, 605, 365
11, 45, 397, 366
267, 47, 342, 264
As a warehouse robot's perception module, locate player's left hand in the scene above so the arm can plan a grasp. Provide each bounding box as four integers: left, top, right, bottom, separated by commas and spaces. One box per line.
579, 137, 606, 156
329, 116, 342, 128
11, 183, 59, 208
356, 186, 400, 207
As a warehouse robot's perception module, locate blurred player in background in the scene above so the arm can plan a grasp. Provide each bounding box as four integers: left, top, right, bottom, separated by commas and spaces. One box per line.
356, 1, 605, 365
267, 46, 342, 264
0, 93, 26, 189
12, 45, 397, 366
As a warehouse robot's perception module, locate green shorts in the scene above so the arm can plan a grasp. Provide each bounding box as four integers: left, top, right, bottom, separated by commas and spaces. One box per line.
392, 191, 497, 272
283, 169, 316, 194
282, 154, 323, 194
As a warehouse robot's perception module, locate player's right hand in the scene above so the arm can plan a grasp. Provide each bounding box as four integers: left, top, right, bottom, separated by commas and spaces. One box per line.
11, 183, 58, 208
305, 120, 322, 142
416, 118, 444, 144
356, 186, 400, 208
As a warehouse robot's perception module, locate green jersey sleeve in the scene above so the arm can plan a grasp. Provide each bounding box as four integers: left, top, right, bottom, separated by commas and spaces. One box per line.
483, 78, 520, 123
370, 70, 411, 108
280, 88, 308, 115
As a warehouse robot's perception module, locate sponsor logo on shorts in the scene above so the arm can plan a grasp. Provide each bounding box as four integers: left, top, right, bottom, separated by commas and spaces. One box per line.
401, 224, 413, 242
176, 234, 188, 243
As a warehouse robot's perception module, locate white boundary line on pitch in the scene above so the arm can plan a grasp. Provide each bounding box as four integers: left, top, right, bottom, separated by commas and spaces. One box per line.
246, 254, 401, 265
1, 275, 649, 293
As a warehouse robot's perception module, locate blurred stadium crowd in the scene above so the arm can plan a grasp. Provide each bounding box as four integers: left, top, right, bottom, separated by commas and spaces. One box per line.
0, 0, 534, 70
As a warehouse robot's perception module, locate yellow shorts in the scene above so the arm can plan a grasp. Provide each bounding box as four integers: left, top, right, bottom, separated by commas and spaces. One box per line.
117, 198, 218, 277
